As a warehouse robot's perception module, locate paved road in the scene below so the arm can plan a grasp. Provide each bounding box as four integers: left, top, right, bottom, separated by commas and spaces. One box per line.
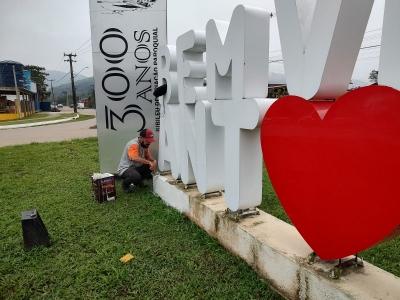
0, 108, 98, 148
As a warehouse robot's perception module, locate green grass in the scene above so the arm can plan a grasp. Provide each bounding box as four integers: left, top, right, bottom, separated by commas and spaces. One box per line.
0, 112, 51, 125
1, 138, 398, 299
259, 167, 400, 277
0, 138, 282, 300
0, 113, 95, 127
259, 167, 291, 224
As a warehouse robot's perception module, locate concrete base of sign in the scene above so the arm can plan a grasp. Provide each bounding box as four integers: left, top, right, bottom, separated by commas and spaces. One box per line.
153, 174, 400, 300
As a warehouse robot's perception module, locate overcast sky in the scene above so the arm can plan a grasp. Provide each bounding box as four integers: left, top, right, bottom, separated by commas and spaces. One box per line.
0, 0, 386, 83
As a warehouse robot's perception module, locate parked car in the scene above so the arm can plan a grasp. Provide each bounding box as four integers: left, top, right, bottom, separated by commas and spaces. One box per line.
69, 103, 85, 109
57, 104, 63, 108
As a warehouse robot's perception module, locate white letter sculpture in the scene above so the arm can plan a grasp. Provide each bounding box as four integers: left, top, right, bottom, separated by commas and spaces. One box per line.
379, 0, 400, 90
177, 30, 225, 194
275, 0, 374, 99
158, 45, 181, 179
207, 5, 275, 211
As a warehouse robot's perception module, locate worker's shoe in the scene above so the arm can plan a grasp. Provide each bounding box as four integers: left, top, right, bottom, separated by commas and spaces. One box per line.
123, 188, 133, 194
122, 182, 133, 193
137, 181, 148, 189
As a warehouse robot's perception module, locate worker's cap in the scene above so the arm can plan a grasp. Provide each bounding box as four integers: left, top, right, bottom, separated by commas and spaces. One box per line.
140, 128, 155, 143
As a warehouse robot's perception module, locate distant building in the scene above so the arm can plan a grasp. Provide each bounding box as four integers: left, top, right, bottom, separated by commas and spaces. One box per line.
0, 60, 38, 120
78, 98, 89, 107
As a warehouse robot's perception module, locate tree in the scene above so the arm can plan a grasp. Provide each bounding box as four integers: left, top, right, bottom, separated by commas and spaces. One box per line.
24, 65, 51, 102
369, 70, 378, 84
87, 85, 96, 108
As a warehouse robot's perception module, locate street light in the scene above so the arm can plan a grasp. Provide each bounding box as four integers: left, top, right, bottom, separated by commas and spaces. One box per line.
74, 67, 88, 78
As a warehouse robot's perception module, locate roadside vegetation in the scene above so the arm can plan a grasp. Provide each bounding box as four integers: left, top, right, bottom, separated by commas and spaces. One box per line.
0, 138, 282, 299
0, 113, 94, 126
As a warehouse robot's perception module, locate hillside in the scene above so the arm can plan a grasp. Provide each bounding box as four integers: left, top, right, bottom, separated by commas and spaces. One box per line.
51, 77, 94, 97
46, 70, 88, 87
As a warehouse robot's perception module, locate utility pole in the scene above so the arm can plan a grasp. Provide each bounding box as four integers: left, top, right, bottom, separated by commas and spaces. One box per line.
49, 79, 55, 101
49, 79, 56, 109
12, 66, 22, 119
64, 53, 77, 113
63, 91, 69, 107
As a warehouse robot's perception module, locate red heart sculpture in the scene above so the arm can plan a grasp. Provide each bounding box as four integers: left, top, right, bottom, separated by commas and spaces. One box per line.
261, 86, 400, 260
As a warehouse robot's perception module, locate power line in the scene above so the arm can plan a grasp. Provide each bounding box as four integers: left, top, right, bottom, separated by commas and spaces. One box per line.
363, 33, 382, 40
360, 44, 381, 50
71, 38, 91, 53
77, 48, 93, 56
52, 62, 68, 78
52, 64, 70, 82
52, 56, 65, 72
76, 44, 92, 55
269, 28, 383, 56
55, 72, 70, 84
365, 28, 382, 34
269, 43, 382, 64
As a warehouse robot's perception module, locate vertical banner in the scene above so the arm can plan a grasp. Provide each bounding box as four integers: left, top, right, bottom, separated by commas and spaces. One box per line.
89, 0, 167, 173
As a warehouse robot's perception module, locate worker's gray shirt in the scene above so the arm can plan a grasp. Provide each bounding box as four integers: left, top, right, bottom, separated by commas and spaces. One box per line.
117, 137, 148, 176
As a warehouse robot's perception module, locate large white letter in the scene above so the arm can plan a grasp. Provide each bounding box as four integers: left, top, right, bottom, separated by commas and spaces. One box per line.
379, 0, 400, 90
158, 45, 180, 179
207, 5, 275, 211
207, 6, 269, 101
276, 0, 374, 99
177, 30, 225, 194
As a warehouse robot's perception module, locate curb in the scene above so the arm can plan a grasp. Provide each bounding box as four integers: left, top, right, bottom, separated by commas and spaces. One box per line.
0, 114, 80, 130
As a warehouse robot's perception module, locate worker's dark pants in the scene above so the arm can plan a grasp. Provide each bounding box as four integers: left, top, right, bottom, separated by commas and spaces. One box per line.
121, 164, 152, 190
